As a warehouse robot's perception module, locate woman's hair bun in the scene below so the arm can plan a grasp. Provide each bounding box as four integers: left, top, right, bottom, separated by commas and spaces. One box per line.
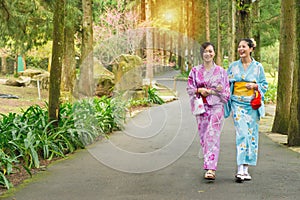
250, 38, 256, 48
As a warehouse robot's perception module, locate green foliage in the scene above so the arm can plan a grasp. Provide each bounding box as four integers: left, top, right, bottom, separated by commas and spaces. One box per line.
0, 0, 53, 53
236, 0, 251, 12
126, 87, 166, 107
147, 87, 165, 105
0, 149, 18, 189
93, 0, 135, 21
128, 98, 150, 107
260, 42, 279, 79
258, 0, 281, 47
222, 58, 229, 69
0, 96, 126, 189
209, 0, 280, 57
26, 57, 49, 70
175, 70, 189, 80
264, 83, 277, 104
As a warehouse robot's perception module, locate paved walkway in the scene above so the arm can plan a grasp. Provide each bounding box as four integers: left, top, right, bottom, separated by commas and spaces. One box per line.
1, 70, 300, 200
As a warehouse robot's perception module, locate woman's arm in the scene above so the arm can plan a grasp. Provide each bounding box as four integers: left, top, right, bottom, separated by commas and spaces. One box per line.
186, 68, 198, 97
186, 68, 210, 97
208, 69, 230, 103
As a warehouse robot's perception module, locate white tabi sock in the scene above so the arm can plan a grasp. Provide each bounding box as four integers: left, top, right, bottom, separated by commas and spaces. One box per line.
243, 165, 249, 175
237, 165, 243, 174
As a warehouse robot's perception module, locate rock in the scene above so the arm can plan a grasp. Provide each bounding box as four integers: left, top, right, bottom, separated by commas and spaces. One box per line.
0, 79, 8, 84
18, 69, 45, 77
111, 54, 143, 91
94, 61, 115, 97
5, 76, 31, 87
17, 76, 31, 86
95, 75, 115, 97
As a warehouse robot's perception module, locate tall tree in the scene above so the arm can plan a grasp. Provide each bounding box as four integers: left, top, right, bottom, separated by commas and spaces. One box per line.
205, 0, 210, 41
138, 0, 146, 59
216, 0, 222, 65
140, 0, 146, 22
287, 0, 300, 146
78, 0, 94, 97
227, 0, 236, 63
191, 0, 206, 64
145, 0, 153, 80
272, 0, 294, 134
48, 0, 65, 122
192, 0, 206, 43
177, 0, 184, 71
186, 0, 192, 66
0, 49, 9, 74
252, 0, 261, 61
236, 0, 252, 56
61, 0, 80, 99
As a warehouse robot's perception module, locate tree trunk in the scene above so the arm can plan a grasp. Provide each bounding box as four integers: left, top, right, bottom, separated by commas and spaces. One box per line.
48, 0, 65, 123
140, 0, 146, 22
1, 56, 7, 74
272, 0, 294, 134
138, 0, 146, 59
61, 3, 76, 97
252, 0, 261, 61
186, 0, 192, 66
193, 0, 206, 43
192, 0, 206, 64
78, 0, 94, 97
216, 0, 222, 65
145, 0, 153, 80
287, 0, 300, 146
169, 35, 173, 65
205, 0, 210, 41
227, 0, 236, 63
61, 27, 76, 98
236, 0, 252, 59
177, 0, 184, 72
163, 32, 167, 66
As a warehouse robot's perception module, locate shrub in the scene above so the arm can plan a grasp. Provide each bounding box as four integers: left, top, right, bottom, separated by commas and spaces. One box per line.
264, 83, 277, 104
0, 96, 127, 188
147, 87, 165, 105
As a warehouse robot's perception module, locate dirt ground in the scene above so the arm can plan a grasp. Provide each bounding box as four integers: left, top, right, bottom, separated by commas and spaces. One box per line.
0, 83, 49, 114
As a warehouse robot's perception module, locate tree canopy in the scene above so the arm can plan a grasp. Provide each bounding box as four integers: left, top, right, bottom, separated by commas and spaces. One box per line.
0, 0, 52, 53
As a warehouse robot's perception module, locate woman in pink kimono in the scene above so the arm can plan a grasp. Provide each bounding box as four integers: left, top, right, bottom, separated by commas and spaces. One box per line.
187, 42, 230, 180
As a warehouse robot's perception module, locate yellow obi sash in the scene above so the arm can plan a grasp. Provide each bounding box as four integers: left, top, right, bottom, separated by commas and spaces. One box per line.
234, 82, 255, 96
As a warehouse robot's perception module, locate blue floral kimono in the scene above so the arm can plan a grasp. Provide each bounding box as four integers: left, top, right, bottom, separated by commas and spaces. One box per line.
225, 58, 268, 166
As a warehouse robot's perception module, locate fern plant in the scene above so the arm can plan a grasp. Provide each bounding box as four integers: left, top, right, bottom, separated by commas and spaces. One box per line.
147, 87, 165, 105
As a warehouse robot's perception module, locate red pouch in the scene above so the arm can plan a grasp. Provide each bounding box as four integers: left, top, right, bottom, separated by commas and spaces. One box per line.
251, 91, 261, 110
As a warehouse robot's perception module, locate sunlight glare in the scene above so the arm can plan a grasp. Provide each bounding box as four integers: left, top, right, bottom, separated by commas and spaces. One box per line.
163, 11, 175, 23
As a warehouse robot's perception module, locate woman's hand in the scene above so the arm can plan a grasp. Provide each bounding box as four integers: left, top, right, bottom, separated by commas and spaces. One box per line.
246, 83, 258, 90
216, 84, 223, 91
197, 88, 211, 97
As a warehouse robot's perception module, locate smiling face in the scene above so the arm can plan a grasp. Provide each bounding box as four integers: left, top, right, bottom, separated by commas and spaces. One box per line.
202, 45, 215, 63
238, 40, 253, 58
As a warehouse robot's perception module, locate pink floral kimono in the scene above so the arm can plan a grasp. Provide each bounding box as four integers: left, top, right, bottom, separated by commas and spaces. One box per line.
187, 64, 230, 170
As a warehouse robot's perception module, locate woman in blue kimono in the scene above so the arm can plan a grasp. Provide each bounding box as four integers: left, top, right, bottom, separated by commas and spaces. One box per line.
225, 38, 268, 182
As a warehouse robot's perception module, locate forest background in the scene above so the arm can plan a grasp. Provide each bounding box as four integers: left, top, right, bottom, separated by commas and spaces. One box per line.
0, 0, 299, 190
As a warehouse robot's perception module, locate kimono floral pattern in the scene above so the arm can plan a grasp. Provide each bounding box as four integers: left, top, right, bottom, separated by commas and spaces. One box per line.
227, 58, 268, 166
187, 64, 230, 170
